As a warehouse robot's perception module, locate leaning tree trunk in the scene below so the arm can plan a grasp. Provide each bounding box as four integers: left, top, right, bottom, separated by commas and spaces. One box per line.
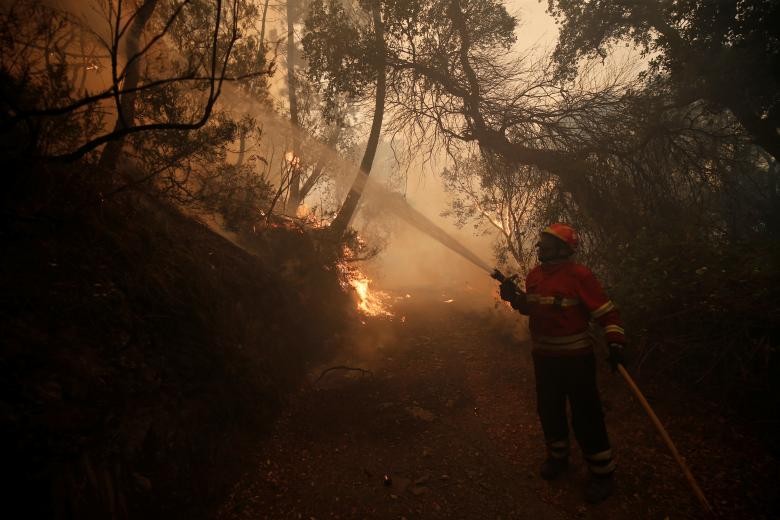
447, 0, 612, 237
98, 0, 159, 172
329, 0, 386, 236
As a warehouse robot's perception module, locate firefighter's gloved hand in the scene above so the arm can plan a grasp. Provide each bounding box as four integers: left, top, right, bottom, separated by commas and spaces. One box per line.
499, 279, 518, 302
607, 343, 624, 372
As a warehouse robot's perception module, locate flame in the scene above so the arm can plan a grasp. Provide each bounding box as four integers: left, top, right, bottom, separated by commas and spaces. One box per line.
337, 259, 393, 317
336, 237, 393, 317
348, 276, 393, 317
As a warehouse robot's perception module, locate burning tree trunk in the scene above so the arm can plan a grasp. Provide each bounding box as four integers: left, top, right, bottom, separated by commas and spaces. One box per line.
329, 0, 385, 237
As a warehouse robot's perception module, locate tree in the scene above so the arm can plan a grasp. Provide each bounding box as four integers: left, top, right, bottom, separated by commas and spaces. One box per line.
0, 0, 272, 165
288, 79, 358, 211
303, 0, 520, 236
0, 0, 280, 231
98, 0, 160, 170
371, 0, 632, 235
303, 0, 771, 249
284, 0, 304, 213
370, 0, 763, 243
441, 154, 551, 273
547, 0, 780, 161
304, 0, 387, 236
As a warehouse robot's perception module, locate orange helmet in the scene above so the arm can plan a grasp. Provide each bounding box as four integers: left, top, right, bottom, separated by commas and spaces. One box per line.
541, 223, 578, 252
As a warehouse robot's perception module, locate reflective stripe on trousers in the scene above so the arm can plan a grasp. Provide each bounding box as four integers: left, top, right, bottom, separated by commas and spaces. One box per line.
546, 439, 570, 460
585, 448, 616, 476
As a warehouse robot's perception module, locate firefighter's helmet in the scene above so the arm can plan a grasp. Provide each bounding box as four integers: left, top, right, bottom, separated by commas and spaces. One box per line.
541, 223, 579, 252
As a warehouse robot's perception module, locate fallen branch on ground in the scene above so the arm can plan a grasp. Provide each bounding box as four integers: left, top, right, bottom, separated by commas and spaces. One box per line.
315, 365, 373, 385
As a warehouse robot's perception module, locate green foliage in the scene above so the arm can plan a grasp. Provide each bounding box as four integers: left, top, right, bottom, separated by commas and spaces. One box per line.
549, 0, 779, 81
0, 2, 105, 158
548, 0, 780, 158
0, 0, 274, 165
302, 0, 517, 123
128, 84, 274, 230
303, 0, 377, 119
0, 0, 278, 232
441, 153, 553, 275
443, 68, 779, 407
163, 0, 273, 94
605, 229, 780, 392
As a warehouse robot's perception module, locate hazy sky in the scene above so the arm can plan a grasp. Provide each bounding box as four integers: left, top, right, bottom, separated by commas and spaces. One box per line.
509, 0, 559, 50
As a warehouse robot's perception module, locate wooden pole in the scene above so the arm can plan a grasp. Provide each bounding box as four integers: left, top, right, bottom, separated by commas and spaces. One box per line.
617, 364, 714, 515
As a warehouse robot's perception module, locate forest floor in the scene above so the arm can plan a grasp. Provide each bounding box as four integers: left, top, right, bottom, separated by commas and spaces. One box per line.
218, 289, 777, 520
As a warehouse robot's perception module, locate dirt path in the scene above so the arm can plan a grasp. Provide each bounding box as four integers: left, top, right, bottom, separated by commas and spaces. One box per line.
218, 292, 777, 519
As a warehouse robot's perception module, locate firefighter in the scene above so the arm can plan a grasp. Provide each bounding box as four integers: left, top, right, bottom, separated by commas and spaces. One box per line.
499, 223, 626, 503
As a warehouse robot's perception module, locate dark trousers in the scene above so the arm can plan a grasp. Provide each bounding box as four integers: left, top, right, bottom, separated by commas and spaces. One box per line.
533, 352, 614, 474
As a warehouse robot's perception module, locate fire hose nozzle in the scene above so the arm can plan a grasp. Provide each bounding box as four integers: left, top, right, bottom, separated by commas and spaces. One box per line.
490, 268, 506, 282
491, 269, 519, 284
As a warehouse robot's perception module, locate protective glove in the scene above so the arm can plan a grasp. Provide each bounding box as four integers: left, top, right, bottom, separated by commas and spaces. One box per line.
607, 343, 624, 373
499, 279, 518, 302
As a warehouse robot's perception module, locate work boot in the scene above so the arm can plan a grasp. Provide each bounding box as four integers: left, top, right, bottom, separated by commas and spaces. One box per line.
584, 474, 614, 503
539, 458, 569, 480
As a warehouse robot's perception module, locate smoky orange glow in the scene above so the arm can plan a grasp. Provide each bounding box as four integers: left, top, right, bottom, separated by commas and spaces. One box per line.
348, 276, 393, 317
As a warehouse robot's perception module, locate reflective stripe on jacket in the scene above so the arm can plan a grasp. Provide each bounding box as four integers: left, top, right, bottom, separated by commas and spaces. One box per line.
523, 261, 625, 356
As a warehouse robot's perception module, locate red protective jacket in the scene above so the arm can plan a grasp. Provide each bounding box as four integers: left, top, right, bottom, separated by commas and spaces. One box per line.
515, 261, 625, 356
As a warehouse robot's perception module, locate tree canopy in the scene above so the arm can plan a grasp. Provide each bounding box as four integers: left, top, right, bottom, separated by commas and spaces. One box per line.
548, 0, 780, 161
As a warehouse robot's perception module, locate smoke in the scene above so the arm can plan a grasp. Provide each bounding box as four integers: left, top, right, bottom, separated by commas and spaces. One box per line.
351, 164, 501, 310
221, 76, 502, 309
17, 0, 514, 308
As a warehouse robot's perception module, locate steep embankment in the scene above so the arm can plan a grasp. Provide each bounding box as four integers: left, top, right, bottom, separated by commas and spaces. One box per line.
0, 190, 352, 518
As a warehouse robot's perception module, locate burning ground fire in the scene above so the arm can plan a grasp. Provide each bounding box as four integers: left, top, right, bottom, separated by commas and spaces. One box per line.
336, 254, 457, 317
337, 243, 394, 318
347, 276, 393, 317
